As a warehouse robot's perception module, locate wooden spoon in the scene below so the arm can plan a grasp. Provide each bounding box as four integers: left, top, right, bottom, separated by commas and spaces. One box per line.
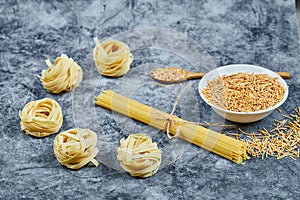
150, 67, 290, 83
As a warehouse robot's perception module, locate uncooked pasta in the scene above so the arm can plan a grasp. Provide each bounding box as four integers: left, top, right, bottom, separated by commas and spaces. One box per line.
54, 128, 99, 170
117, 134, 161, 178
19, 98, 63, 137
201, 72, 285, 112
41, 54, 83, 94
236, 107, 300, 160
95, 90, 249, 164
93, 37, 133, 77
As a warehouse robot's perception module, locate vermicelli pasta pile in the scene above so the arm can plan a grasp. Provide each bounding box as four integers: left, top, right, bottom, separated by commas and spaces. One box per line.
93, 38, 133, 77
236, 107, 300, 160
95, 90, 249, 164
117, 134, 161, 178
201, 72, 285, 112
54, 128, 99, 170
41, 54, 83, 94
19, 98, 63, 137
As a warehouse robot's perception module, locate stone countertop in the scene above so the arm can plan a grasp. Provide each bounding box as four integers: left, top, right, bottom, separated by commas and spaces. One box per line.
1, 0, 300, 199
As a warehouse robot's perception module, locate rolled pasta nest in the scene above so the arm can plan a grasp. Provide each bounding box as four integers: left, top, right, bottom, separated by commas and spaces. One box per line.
41, 54, 83, 94
93, 37, 133, 77
54, 128, 99, 170
19, 98, 63, 137
117, 134, 161, 178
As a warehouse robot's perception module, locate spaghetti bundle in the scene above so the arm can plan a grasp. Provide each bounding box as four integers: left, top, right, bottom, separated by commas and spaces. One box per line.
95, 90, 249, 164
19, 98, 63, 137
117, 134, 161, 178
54, 128, 99, 170
93, 38, 133, 77
41, 54, 83, 94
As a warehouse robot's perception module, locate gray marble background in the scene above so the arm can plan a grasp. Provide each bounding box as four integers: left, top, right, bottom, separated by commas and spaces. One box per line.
1, 0, 300, 199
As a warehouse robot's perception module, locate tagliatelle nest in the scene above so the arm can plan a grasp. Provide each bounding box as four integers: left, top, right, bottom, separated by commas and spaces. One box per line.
19, 98, 63, 137
54, 128, 99, 170
117, 134, 161, 178
201, 72, 285, 112
41, 54, 83, 94
93, 38, 133, 77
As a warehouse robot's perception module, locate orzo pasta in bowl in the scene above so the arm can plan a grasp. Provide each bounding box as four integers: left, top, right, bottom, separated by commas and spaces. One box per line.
198, 64, 289, 123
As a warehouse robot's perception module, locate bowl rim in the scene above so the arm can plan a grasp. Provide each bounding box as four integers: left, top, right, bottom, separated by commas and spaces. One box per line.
198, 64, 289, 115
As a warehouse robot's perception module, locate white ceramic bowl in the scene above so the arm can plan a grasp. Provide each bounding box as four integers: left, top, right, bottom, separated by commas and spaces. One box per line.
198, 64, 289, 123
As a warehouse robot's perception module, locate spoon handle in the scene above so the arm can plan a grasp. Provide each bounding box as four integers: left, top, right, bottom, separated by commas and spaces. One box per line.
276, 72, 290, 79
185, 71, 205, 80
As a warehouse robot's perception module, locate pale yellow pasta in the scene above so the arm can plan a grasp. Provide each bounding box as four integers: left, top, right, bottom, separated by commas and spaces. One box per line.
19, 98, 63, 137
41, 54, 83, 94
117, 134, 161, 178
95, 90, 249, 164
93, 37, 133, 77
54, 128, 99, 170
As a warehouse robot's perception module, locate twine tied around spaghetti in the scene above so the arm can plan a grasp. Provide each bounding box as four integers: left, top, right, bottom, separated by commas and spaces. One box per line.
153, 83, 236, 139
154, 83, 193, 140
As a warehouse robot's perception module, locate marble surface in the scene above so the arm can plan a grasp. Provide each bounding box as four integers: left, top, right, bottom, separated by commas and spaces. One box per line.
1, 0, 300, 199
